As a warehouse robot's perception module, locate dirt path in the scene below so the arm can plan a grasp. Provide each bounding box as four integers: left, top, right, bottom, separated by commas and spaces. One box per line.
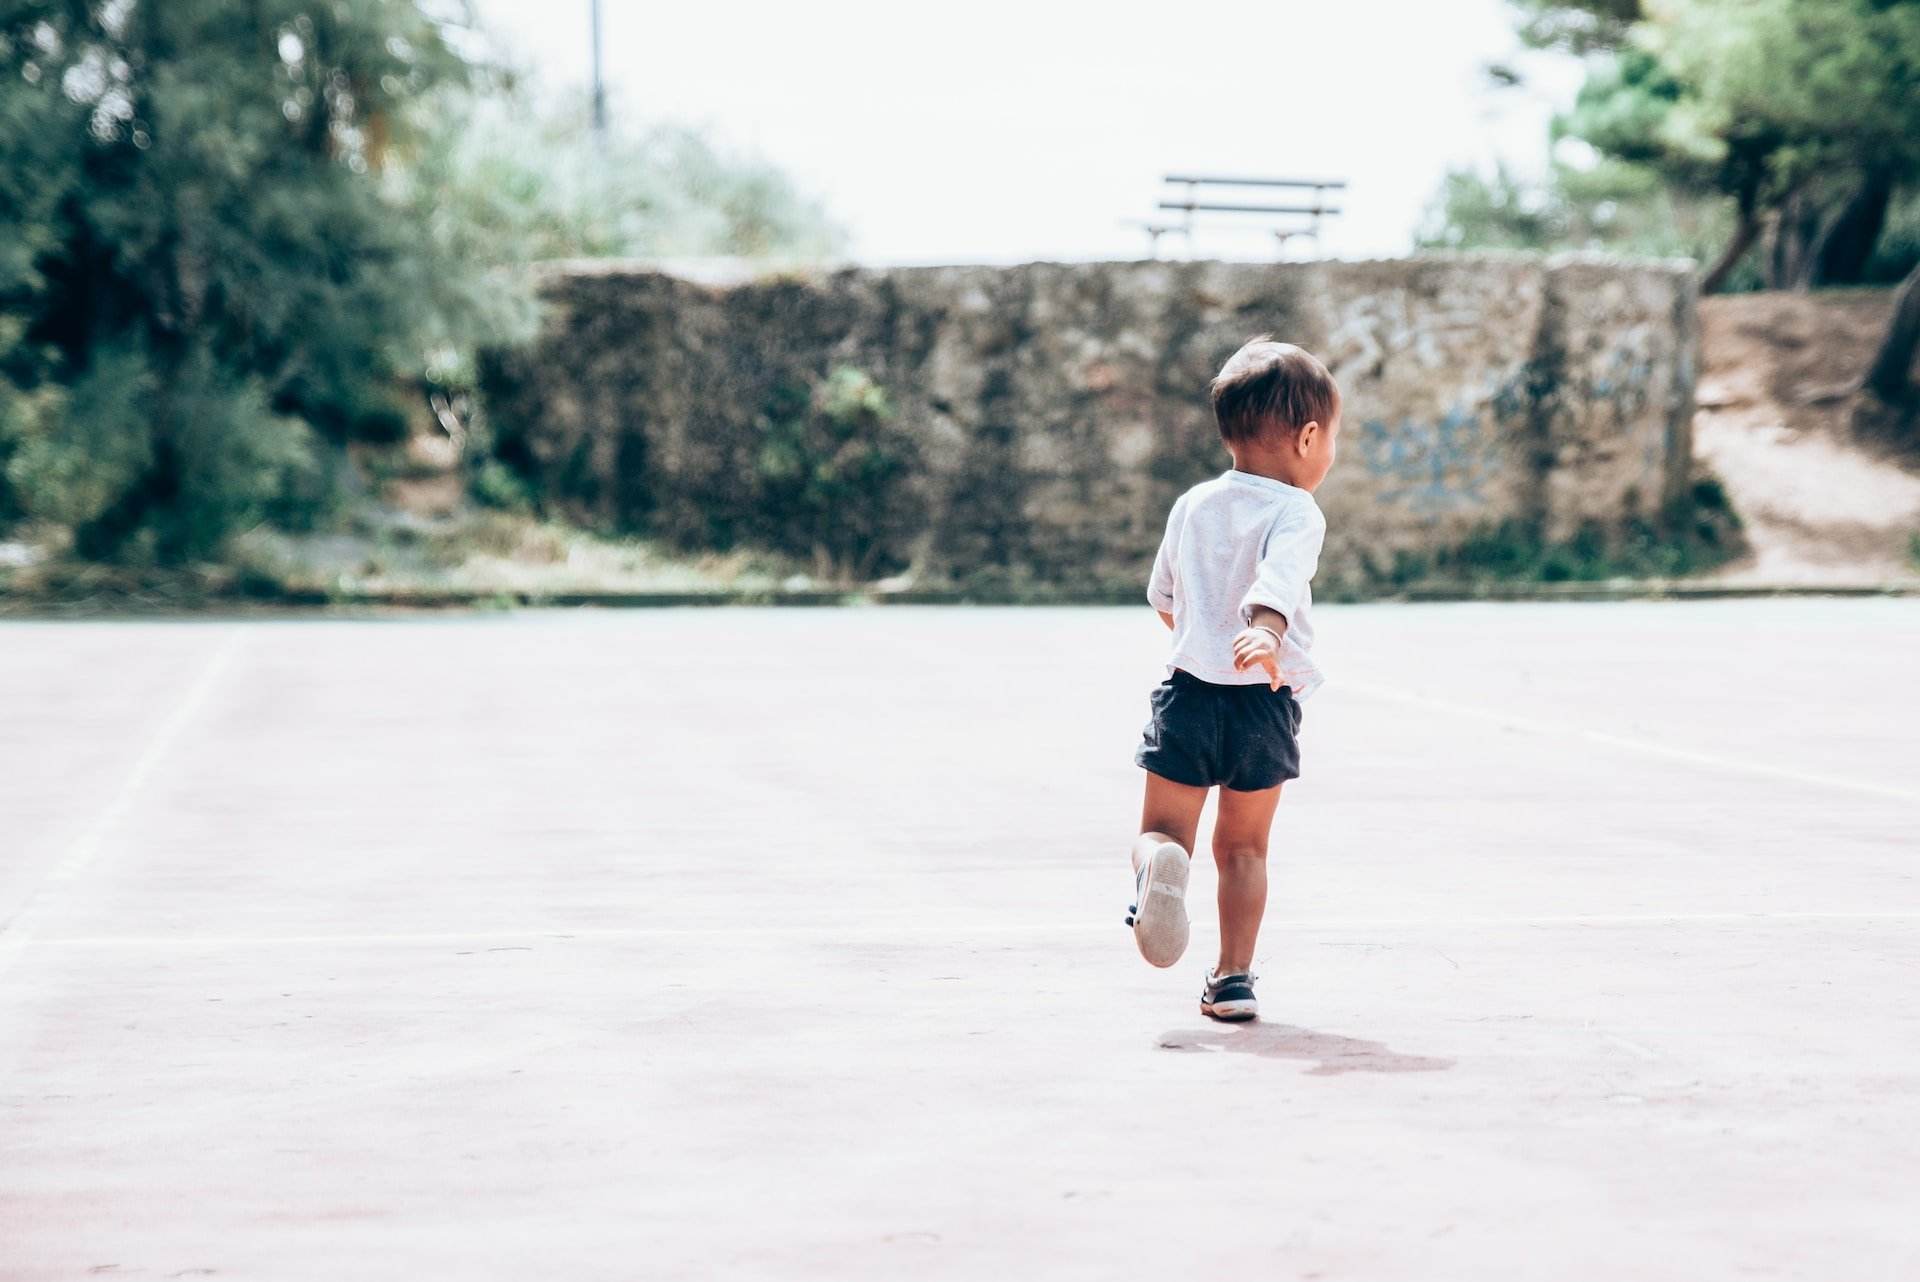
1694, 291, 1920, 584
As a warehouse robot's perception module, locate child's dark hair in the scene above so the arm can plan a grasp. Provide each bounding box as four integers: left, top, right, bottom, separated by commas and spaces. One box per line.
1208, 337, 1340, 443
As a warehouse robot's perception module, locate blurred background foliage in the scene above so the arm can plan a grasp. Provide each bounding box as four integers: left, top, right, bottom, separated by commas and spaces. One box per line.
0, 0, 842, 567
1422, 0, 1920, 296
750, 365, 916, 583
407, 89, 845, 273
5, 0, 1919, 579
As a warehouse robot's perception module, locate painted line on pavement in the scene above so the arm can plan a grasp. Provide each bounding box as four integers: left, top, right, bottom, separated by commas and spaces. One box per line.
1341, 679, 1918, 804
0, 629, 247, 977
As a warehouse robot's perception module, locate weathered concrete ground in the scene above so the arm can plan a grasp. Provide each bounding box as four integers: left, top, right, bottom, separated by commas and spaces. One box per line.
3, 602, 1917, 1281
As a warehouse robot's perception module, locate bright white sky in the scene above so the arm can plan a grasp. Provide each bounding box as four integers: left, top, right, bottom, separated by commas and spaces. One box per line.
469, 0, 1580, 265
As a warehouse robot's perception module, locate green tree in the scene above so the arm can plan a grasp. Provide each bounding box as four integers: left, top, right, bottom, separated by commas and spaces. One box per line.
0, 0, 529, 561
1650, 0, 1920, 290
1559, 0, 1920, 292
395, 86, 845, 271
1416, 163, 1567, 251
1445, 1, 1920, 295
1429, 1, 1920, 428
1416, 154, 1745, 278
1510, 0, 1642, 53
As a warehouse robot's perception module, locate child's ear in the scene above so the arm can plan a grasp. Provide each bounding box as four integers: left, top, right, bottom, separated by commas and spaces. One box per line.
1297, 420, 1320, 454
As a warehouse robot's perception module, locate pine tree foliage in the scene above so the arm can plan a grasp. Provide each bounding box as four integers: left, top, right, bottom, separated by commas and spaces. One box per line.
1428, 0, 1920, 297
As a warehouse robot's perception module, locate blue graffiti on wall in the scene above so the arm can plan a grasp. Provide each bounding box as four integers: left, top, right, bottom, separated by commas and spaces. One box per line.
1357, 408, 1499, 512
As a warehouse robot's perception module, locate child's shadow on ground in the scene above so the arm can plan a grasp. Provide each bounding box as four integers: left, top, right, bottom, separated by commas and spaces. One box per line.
1157, 1024, 1454, 1076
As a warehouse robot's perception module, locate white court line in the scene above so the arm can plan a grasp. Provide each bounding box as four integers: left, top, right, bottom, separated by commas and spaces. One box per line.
0, 629, 246, 976
30, 909, 1920, 950
1341, 678, 1919, 804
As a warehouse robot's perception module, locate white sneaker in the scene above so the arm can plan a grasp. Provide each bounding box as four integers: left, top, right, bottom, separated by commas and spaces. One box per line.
1125, 842, 1190, 968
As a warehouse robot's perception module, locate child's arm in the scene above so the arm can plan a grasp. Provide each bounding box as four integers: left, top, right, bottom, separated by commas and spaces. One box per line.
1146, 495, 1186, 624
1233, 503, 1326, 691
1231, 607, 1287, 689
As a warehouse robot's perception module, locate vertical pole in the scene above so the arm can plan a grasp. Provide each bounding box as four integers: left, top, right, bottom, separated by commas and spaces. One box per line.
590, 0, 607, 139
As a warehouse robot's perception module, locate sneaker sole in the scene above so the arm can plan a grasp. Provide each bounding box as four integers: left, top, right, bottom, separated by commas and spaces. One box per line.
1132, 842, 1189, 968
1201, 998, 1259, 1022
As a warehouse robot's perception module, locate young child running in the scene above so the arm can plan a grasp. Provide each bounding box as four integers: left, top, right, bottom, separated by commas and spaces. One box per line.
1126, 337, 1340, 1022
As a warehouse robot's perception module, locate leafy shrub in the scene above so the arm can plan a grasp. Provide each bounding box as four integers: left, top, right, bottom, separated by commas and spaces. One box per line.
4, 345, 153, 532
6, 341, 328, 561
752, 366, 917, 581
1416, 161, 1762, 291
158, 351, 325, 560
470, 458, 536, 513
1864, 188, 1920, 286
1368, 476, 1744, 589
401, 89, 847, 268
0, 373, 62, 529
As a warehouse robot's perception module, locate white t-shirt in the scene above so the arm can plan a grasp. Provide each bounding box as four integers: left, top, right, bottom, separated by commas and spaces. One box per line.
1146, 469, 1326, 698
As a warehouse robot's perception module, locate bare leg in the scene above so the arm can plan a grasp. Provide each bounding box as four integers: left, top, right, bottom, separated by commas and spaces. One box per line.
1129, 772, 1208, 966
1136, 771, 1206, 866
1211, 783, 1284, 974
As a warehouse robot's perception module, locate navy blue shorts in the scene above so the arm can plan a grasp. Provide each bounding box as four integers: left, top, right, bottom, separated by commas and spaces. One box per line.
1134, 669, 1303, 792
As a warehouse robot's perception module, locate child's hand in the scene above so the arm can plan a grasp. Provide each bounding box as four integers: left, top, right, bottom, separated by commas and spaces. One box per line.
1231, 625, 1283, 691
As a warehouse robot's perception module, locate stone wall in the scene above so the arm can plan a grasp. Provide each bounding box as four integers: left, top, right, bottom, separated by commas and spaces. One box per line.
481, 254, 1697, 593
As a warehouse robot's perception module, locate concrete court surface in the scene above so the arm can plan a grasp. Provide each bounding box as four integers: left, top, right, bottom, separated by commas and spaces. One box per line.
1, 600, 1917, 1281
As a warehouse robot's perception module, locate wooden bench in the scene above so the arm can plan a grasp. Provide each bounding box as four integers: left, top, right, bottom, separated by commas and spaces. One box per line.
1136, 174, 1346, 257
